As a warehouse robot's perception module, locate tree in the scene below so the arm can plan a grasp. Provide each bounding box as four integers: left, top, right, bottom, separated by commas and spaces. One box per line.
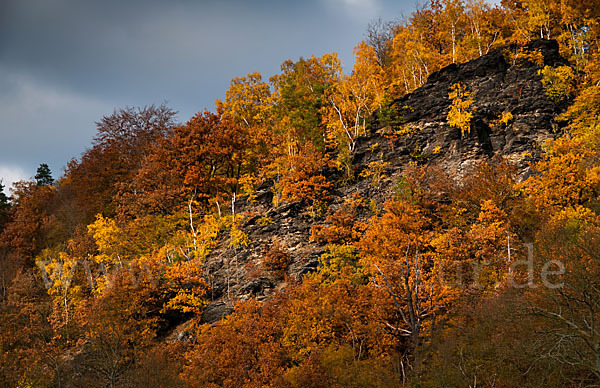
0, 181, 57, 262
270, 54, 342, 150
35, 163, 54, 186
0, 180, 10, 232
76, 280, 159, 388
182, 299, 287, 388
365, 18, 397, 68
172, 111, 246, 206
322, 42, 386, 153
440, 0, 467, 64
0, 269, 54, 387
527, 210, 600, 385
389, 2, 448, 95
524, 136, 600, 211
217, 72, 273, 130
66, 104, 177, 218
358, 199, 458, 378
216, 72, 274, 196
463, 0, 503, 58
447, 82, 475, 136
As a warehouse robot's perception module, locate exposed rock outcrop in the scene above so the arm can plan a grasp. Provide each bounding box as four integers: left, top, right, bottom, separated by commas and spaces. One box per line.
363, 39, 568, 178
195, 39, 569, 324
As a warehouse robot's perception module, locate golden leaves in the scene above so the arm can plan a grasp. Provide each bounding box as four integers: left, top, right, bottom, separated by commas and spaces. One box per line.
447, 82, 476, 136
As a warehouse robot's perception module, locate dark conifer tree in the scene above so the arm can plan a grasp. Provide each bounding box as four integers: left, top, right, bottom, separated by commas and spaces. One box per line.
0, 180, 10, 231
35, 163, 54, 186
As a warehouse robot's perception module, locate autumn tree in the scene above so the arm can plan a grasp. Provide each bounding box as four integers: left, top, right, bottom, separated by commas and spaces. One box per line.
418, 287, 563, 387
217, 72, 272, 131
0, 181, 57, 263
119, 109, 249, 219
463, 0, 504, 58
172, 111, 247, 207
122, 344, 185, 388
75, 280, 159, 388
116, 140, 186, 217
216, 72, 275, 199
527, 210, 600, 385
440, 0, 467, 64
0, 269, 54, 387
447, 82, 475, 136
387, 0, 508, 96
323, 42, 386, 154
365, 18, 397, 68
182, 299, 288, 388
452, 157, 521, 219
389, 22, 438, 95
524, 136, 600, 212
388, 0, 449, 95
66, 104, 177, 218
358, 199, 458, 379
261, 239, 291, 279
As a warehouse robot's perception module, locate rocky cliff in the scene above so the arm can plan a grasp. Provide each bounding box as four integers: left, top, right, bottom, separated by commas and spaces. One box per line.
197, 39, 569, 325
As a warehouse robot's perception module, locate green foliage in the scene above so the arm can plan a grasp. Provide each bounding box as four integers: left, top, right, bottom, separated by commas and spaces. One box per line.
334, 145, 355, 184
0, 180, 10, 207
393, 175, 413, 201
377, 97, 405, 127
271, 54, 341, 149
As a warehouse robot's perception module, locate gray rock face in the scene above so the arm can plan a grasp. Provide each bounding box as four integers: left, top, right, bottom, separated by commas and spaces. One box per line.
364, 39, 568, 179
201, 302, 234, 324
199, 39, 569, 315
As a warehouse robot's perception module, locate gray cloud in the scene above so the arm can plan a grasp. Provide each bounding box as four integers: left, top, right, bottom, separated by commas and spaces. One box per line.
0, 0, 413, 190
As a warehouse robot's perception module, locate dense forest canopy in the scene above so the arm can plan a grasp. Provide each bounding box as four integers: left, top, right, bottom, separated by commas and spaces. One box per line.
2, 0, 600, 386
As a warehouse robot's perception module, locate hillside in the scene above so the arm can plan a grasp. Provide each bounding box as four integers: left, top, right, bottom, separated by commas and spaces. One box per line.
2, 1, 600, 386
198, 39, 568, 322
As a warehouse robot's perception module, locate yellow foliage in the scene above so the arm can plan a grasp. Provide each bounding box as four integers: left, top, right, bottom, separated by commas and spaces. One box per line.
163, 289, 207, 314
229, 223, 250, 249
216, 72, 272, 128
166, 213, 221, 261
257, 215, 273, 226
88, 214, 121, 255
523, 136, 600, 211
359, 160, 390, 186
316, 243, 364, 285
447, 82, 475, 136
322, 41, 386, 153
162, 257, 208, 315
394, 123, 419, 136
541, 65, 575, 103
238, 173, 258, 203
499, 111, 513, 126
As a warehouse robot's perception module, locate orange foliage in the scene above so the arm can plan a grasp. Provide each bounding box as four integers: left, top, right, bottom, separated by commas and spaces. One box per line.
261, 239, 291, 279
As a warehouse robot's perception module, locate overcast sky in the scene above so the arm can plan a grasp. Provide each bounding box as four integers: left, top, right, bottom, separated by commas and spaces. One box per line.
0, 0, 417, 191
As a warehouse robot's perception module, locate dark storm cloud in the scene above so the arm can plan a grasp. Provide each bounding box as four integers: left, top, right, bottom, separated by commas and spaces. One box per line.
0, 0, 412, 189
